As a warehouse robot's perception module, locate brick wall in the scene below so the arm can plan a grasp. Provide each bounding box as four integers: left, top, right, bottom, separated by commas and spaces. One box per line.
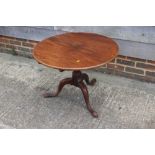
99, 55, 155, 83
0, 35, 38, 58
0, 35, 155, 83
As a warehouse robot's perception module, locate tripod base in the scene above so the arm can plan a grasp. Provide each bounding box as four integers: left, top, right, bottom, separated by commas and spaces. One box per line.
43, 71, 98, 118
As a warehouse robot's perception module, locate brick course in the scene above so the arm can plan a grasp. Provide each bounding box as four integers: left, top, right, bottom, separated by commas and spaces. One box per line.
125, 67, 144, 75
116, 59, 135, 66
136, 62, 155, 70
0, 35, 155, 83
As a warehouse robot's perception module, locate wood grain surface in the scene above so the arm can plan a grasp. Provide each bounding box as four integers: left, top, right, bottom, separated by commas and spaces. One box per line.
33, 32, 119, 70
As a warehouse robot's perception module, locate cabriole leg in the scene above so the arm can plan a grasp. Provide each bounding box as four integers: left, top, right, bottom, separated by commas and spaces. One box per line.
78, 81, 98, 118
43, 78, 72, 98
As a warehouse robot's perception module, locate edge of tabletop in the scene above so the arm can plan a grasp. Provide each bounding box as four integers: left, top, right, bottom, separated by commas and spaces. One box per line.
32, 52, 118, 71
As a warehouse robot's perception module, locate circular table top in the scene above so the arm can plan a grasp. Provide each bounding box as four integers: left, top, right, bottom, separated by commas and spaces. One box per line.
33, 32, 119, 70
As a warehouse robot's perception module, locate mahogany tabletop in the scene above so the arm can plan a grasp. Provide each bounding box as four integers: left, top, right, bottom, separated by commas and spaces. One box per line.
33, 32, 119, 70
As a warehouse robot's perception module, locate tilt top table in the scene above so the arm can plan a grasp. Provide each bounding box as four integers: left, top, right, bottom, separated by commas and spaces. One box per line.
33, 32, 119, 118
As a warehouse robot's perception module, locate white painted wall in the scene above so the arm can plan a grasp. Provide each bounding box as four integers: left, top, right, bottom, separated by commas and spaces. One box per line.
0, 26, 155, 60
54, 26, 155, 44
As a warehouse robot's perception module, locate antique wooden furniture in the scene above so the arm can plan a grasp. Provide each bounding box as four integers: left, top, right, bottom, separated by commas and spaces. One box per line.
33, 32, 118, 118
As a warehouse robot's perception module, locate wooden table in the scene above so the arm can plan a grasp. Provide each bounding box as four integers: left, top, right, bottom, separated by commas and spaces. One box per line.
33, 32, 119, 118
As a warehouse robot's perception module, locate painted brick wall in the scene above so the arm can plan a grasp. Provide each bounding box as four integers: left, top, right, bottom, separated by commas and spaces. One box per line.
1, 26, 155, 60
0, 35, 155, 83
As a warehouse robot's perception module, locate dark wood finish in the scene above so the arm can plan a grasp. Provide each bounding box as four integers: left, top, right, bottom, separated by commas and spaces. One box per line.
43, 71, 98, 118
33, 32, 119, 118
33, 32, 118, 71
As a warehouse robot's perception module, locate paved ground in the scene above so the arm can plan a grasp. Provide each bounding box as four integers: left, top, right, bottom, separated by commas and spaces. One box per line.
0, 53, 155, 128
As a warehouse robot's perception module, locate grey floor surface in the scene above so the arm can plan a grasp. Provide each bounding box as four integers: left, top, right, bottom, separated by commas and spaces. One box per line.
0, 53, 155, 128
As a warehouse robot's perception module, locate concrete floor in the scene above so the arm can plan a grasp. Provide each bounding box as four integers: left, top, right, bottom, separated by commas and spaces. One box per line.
0, 53, 155, 128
